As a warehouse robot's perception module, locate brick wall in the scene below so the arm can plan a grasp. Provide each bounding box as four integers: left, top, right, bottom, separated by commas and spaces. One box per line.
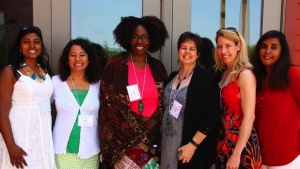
295, 0, 300, 65
285, 0, 300, 65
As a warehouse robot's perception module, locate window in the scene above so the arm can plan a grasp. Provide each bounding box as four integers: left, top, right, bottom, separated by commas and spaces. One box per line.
191, 0, 262, 47
71, 0, 142, 57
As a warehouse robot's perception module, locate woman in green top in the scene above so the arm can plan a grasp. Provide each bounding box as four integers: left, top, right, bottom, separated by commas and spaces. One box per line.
52, 38, 104, 169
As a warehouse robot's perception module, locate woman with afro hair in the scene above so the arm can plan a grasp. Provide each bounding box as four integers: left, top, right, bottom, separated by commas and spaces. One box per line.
98, 15, 168, 168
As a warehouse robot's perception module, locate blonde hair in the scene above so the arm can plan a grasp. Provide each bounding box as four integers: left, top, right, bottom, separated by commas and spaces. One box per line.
214, 29, 253, 80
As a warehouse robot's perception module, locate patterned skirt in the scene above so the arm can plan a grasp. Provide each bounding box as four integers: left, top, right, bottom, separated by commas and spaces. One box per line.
55, 153, 99, 169
114, 144, 159, 169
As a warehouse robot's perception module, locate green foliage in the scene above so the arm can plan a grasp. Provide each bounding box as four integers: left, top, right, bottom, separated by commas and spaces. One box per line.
105, 50, 121, 59
248, 45, 256, 59
101, 40, 124, 59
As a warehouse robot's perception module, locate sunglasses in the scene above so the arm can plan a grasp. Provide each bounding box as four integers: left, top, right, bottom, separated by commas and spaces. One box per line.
216, 27, 239, 37
21, 25, 42, 33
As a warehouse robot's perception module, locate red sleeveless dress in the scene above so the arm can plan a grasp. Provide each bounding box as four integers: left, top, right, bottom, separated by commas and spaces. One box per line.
215, 73, 262, 169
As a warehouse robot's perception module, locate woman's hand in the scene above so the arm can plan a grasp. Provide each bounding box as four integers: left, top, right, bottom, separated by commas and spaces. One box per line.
177, 142, 196, 164
8, 144, 27, 168
226, 153, 240, 169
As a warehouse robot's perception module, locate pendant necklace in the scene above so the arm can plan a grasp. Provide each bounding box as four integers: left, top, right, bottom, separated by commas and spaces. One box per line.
130, 53, 147, 113
70, 76, 80, 104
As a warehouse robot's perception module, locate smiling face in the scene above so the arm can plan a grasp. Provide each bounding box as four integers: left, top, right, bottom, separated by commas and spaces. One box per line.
216, 36, 241, 68
68, 45, 89, 73
259, 37, 281, 69
130, 25, 150, 56
19, 33, 42, 61
178, 40, 199, 67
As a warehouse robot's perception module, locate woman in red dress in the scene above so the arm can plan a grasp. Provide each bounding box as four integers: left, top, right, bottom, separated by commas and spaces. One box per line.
214, 27, 262, 169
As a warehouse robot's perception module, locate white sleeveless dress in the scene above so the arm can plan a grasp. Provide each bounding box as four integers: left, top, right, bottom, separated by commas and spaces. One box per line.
0, 72, 56, 169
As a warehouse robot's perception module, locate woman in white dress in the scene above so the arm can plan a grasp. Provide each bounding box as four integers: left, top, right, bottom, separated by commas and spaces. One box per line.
0, 26, 55, 169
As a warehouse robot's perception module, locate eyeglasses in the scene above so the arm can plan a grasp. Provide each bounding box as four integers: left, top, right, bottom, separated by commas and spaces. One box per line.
216, 27, 239, 37
131, 34, 150, 42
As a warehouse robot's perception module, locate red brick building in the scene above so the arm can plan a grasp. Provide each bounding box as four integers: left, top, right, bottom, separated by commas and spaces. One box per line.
285, 0, 300, 65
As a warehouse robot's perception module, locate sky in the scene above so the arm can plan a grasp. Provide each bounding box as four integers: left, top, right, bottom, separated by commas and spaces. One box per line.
191, 0, 261, 46
71, 0, 261, 48
71, 0, 142, 48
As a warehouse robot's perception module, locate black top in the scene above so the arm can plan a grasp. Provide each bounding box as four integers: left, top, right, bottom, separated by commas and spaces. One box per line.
166, 66, 221, 169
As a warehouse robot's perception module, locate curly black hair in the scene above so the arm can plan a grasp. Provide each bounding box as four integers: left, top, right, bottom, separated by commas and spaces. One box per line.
8, 25, 52, 76
91, 43, 108, 76
113, 15, 169, 53
58, 38, 101, 83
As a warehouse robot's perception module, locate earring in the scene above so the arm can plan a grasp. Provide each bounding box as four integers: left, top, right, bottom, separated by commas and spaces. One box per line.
19, 51, 22, 58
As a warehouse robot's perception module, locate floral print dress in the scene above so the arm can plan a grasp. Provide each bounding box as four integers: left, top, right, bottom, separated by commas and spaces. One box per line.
215, 74, 262, 169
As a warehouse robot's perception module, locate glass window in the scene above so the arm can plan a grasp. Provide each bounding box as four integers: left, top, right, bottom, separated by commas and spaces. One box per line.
0, 25, 7, 69
249, 0, 262, 47
191, 1, 221, 45
71, 0, 142, 57
0, 1, 33, 69
191, 0, 261, 48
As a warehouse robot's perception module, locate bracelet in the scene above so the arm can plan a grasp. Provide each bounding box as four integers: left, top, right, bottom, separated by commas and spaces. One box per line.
190, 139, 199, 148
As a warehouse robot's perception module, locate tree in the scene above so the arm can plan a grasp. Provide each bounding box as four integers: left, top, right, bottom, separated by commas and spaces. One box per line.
101, 40, 123, 59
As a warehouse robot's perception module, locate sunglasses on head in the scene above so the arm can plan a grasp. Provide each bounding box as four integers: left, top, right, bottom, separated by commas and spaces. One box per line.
21, 25, 42, 33
216, 27, 239, 37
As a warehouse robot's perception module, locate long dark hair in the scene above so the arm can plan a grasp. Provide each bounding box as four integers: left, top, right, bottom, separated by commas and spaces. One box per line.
8, 25, 52, 75
251, 30, 291, 91
91, 42, 108, 77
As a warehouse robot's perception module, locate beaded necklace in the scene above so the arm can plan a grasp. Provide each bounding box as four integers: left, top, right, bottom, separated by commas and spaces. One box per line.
176, 68, 193, 90
20, 63, 46, 82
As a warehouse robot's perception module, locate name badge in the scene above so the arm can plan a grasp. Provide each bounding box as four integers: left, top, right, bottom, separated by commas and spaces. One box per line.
78, 115, 93, 127
126, 84, 141, 102
170, 100, 182, 118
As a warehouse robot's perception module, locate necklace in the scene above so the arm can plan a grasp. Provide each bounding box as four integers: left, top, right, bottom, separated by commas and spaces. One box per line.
166, 67, 194, 125
174, 68, 194, 90
70, 76, 80, 104
219, 71, 231, 108
20, 63, 46, 82
130, 53, 147, 113
176, 71, 190, 90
